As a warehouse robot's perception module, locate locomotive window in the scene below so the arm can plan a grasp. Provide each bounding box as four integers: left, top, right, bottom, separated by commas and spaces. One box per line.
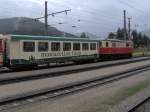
51, 42, 60, 51
90, 43, 96, 50
126, 43, 130, 47
38, 42, 48, 52
99, 42, 102, 47
73, 43, 80, 51
63, 43, 71, 51
23, 42, 35, 52
112, 43, 116, 47
106, 42, 109, 47
82, 43, 89, 51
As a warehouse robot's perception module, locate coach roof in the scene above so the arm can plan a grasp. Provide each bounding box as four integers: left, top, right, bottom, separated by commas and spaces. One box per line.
9, 35, 99, 42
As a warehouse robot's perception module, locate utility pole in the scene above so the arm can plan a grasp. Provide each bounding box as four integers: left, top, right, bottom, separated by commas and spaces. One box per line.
20, 1, 71, 36
123, 10, 127, 40
128, 18, 131, 40
45, 1, 48, 36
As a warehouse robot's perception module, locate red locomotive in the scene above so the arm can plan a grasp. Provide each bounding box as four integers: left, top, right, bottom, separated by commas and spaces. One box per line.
99, 39, 133, 59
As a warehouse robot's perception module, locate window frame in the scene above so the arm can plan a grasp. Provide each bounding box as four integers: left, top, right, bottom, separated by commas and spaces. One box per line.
82, 43, 89, 51
106, 42, 109, 47
51, 42, 61, 51
99, 41, 102, 47
126, 43, 130, 47
63, 42, 71, 51
73, 43, 80, 51
90, 43, 96, 50
23, 41, 35, 52
38, 42, 49, 52
112, 42, 116, 48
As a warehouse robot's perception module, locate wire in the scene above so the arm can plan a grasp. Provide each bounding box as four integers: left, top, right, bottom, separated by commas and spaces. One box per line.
117, 0, 150, 17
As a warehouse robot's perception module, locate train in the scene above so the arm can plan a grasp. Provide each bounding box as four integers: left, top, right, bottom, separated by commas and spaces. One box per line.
0, 34, 133, 68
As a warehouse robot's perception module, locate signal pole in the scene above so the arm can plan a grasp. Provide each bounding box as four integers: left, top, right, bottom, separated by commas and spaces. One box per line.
123, 10, 127, 40
45, 1, 48, 36
128, 18, 131, 40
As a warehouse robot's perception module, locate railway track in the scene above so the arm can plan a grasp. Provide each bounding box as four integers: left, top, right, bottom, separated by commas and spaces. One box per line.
0, 57, 150, 85
0, 61, 150, 111
0, 56, 149, 74
0, 62, 74, 74
129, 97, 150, 112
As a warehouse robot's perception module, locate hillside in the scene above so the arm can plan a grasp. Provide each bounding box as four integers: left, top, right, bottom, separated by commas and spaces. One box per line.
0, 17, 76, 37
75, 32, 100, 39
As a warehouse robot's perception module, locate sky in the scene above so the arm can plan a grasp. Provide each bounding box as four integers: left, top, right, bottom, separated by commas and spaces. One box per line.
0, 0, 150, 38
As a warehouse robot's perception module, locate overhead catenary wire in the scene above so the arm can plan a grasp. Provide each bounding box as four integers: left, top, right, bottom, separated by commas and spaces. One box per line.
117, 0, 150, 17
2, 0, 150, 36
47, 0, 150, 29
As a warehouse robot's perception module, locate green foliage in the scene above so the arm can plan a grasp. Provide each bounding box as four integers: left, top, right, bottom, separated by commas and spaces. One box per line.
80, 32, 88, 38
132, 30, 150, 48
116, 28, 124, 40
108, 32, 116, 39
108, 27, 150, 48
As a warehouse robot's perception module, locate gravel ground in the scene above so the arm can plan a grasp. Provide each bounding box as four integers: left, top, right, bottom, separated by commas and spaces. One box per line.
0, 60, 150, 101
1, 69, 150, 112
0, 57, 149, 81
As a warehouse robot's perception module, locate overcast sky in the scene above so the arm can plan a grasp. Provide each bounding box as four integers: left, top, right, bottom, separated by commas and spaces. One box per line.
0, 0, 150, 38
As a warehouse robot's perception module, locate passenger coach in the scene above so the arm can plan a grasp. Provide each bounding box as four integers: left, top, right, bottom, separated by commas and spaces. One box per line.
0, 35, 99, 68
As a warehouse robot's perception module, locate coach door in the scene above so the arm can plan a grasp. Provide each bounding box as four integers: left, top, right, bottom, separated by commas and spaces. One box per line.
0, 39, 3, 66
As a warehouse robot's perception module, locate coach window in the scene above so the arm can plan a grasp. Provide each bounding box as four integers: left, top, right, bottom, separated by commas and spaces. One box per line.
63, 43, 71, 51
73, 43, 80, 51
82, 43, 89, 51
38, 42, 48, 52
90, 43, 96, 50
51, 42, 60, 51
23, 42, 35, 52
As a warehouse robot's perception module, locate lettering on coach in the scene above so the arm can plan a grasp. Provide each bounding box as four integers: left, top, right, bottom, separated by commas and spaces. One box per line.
41, 51, 82, 57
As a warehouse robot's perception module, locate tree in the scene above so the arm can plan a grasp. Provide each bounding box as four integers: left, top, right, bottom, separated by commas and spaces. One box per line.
132, 30, 138, 48
132, 30, 150, 48
80, 32, 86, 38
108, 28, 150, 48
108, 28, 124, 40
108, 32, 116, 39
116, 28, 124, 40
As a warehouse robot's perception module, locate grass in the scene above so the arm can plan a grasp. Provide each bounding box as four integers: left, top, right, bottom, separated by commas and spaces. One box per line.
133, 48, 150, 57
126, 80, 150, 97
103, 79, 150, 106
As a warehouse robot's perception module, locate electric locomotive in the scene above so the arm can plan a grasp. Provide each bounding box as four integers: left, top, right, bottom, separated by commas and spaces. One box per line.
99, 39, 133, 59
